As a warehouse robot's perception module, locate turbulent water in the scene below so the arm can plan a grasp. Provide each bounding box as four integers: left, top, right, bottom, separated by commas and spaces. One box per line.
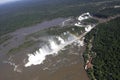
0, 12, 96, 80
25, 33, 77, 67
24, 12, 94, 67
1, 12, 95, 70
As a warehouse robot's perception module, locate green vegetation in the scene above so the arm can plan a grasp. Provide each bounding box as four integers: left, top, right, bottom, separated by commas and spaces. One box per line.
0, 0, 120, 37
84, 17, 120, 80
26, 26, 84, 39
47, 26, 84, 36
0, 35, 12, 44
8, 40, 36, 54
82, 18, 98, 24
96, 7, 120, 17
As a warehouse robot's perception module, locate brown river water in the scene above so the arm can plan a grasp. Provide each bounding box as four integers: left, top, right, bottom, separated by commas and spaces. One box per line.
0, 18, 89, 80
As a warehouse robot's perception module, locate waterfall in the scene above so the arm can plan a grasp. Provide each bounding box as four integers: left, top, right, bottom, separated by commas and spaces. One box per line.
25, 33, 76, 67
25, 12, 95, 67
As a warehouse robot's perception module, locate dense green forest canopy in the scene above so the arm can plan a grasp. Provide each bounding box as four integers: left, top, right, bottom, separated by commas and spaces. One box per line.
84, 17, 120, 80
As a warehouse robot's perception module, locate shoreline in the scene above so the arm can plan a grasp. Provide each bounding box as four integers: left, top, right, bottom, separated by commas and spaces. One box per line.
0, 18, 67, 56
83, 15, 120, 79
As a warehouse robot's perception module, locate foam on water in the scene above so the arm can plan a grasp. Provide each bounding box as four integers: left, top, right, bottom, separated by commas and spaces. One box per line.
78, 12, 91, 21
57, 37, 65, 44
75, 12, 92, 27
74, 12, 96, 33
25, 12, 96, 67
114, 5, 120, 8
25, 34, 76, 67
3, 61, 22, 72
85, 25, 93, 32
62, 18, 71, 27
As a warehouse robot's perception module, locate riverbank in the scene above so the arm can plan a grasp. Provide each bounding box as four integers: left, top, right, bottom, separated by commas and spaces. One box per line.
0, 13, 94, 80
83, 15, 120, 80
0, 18, 66, 56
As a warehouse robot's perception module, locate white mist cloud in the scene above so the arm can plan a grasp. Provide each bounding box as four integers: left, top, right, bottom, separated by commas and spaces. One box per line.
25, 34, 76, 67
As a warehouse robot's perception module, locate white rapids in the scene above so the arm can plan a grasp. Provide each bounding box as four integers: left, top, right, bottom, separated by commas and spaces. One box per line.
3, 61, 22, 72
25, 12, 95, 67
25, 34, 77, 67
75, 12, 92, 27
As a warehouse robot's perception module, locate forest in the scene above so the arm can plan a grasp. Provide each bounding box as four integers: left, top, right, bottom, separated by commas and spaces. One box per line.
84, 17, 120, 80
